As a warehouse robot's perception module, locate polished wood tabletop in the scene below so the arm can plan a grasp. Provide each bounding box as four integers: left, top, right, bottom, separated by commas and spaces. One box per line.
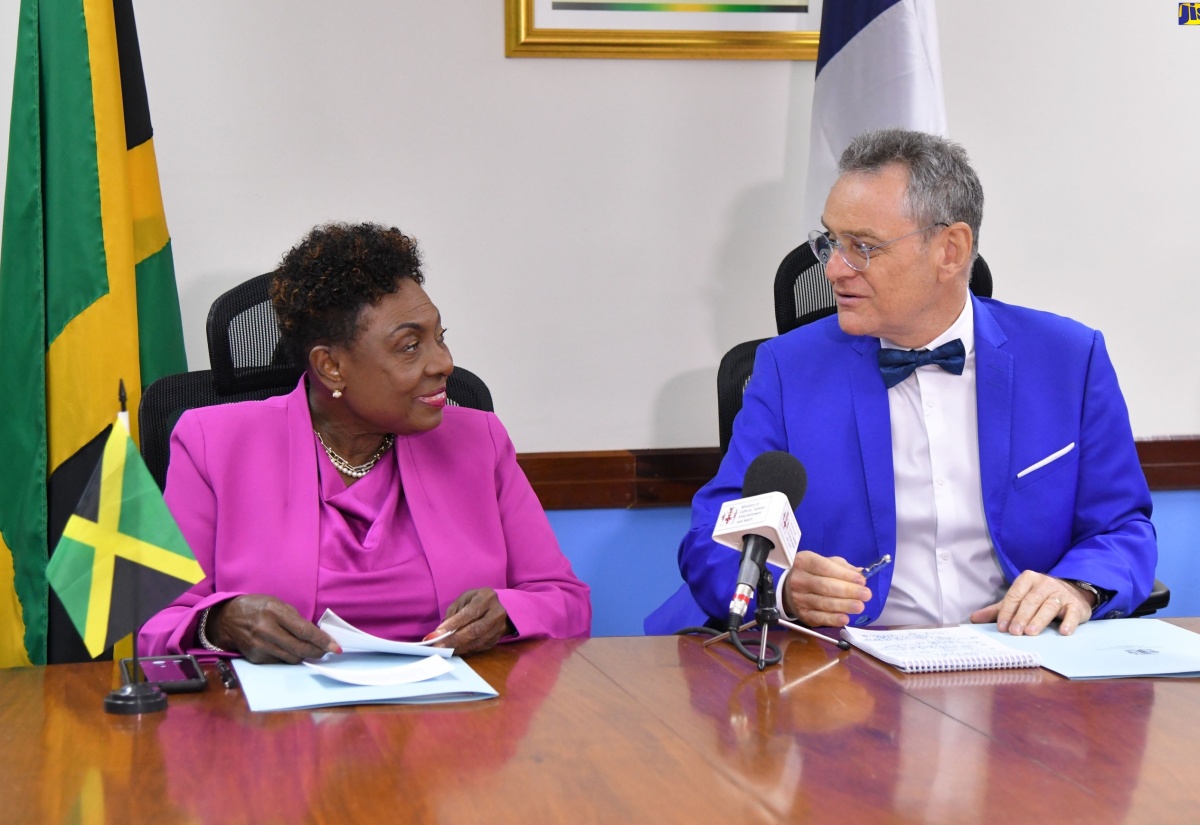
3, 621, 1200, 824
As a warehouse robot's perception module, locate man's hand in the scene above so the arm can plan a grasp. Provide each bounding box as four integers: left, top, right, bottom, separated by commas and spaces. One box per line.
210, 595, 342, 664
425, 588, 510, 655
783, 551, 872, 628
970, 571, 1095, 636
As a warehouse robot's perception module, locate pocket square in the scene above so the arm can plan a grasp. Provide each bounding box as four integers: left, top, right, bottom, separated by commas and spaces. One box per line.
1016, 442, 1076, 479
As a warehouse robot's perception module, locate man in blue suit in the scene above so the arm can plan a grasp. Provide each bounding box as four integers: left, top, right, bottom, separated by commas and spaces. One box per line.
652, 129, 1155, 638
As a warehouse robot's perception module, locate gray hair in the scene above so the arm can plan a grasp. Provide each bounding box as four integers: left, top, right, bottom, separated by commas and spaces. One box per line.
838, 129, 983, 262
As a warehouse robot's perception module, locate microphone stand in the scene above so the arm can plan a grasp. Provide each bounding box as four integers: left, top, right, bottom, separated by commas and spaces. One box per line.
703, 567, 851, 671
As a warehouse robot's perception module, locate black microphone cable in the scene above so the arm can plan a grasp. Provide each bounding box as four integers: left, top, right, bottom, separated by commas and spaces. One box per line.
673, 624, 783, 668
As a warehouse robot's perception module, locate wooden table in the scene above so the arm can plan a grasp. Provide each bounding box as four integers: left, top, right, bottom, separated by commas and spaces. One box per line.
3, 622, 1200, 824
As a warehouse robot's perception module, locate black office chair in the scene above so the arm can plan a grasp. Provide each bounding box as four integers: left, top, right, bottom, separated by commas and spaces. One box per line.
139, 370, 292, 490
722, 244, 996, 454
720, 244, 1169, 616
772, 240, 993, 336
207, 272, 298, 395
140, 275, 497, 489
716, 338, 768, 457
206, 273, 494, 410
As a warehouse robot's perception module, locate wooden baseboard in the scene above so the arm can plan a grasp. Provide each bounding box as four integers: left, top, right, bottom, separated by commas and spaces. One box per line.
1136, 437, 1200, 491
516, 448, 722, 510
518, 438, 1200, 510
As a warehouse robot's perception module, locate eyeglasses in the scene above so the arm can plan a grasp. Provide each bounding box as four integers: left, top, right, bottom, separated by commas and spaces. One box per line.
808, 223, 948, 272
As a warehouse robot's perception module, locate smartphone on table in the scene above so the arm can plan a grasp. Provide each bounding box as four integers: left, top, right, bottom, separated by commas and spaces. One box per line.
119, 654, 208, 693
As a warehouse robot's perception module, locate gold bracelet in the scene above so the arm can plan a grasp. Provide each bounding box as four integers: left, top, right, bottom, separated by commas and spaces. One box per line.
197, 606, 227, 653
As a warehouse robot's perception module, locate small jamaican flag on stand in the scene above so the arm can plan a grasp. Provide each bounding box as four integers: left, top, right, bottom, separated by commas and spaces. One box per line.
47, 418, 202, 658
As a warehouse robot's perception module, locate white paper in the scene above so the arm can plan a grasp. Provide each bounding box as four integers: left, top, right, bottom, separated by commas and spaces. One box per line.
232, 654, 498, 712
973, 618, 1200, 680
840, 625, 1041, 673
302, 651, 453, 686
317, 609, 454, 658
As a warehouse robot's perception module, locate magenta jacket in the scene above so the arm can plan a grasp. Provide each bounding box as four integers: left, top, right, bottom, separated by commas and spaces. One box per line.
139, 379, 591, 655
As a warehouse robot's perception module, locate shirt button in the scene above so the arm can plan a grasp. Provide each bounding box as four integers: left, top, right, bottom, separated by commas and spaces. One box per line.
935, 477, 946, 486
940, 552, 949, 561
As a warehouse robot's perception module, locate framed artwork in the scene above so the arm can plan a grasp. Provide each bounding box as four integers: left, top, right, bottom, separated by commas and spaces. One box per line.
505, 0, 823, 60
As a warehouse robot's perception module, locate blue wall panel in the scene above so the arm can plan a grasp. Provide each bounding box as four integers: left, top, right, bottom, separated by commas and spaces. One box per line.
547, 507, 692, 637
1147, 490, 1200, 618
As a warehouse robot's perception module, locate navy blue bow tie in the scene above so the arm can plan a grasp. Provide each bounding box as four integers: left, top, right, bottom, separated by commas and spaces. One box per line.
877, 338, 966, 389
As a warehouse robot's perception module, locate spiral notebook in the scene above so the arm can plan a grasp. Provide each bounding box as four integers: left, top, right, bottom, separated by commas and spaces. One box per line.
840, 625, 1042, 673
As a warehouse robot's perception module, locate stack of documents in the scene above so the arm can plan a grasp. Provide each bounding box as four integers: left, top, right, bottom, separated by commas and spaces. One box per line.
230, 610, 498, 711
973, 618, 1200, 680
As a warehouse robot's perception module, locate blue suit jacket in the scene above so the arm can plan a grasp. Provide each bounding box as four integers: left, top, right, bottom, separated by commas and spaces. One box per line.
646, 297, 1156, 633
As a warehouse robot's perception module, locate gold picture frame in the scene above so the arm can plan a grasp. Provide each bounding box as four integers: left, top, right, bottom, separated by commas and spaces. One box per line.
505, 0, 820, 61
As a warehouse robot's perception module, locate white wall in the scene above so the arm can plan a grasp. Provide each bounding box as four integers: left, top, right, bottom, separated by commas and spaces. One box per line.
936, 3, 1200, 442
1, 2, 1196, 451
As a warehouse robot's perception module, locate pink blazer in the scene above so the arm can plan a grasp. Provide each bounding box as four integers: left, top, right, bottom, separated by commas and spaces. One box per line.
139, 379, 591, 655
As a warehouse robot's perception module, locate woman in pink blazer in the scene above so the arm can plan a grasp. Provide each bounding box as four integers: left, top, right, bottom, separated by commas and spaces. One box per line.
140, 223, 590, 661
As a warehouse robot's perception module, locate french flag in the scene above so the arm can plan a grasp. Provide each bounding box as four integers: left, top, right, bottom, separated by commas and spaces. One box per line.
803, 0, 947, 228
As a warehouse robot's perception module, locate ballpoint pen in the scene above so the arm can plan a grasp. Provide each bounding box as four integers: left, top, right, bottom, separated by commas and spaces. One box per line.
860, 554, 893, 579
216, 658, 239, 689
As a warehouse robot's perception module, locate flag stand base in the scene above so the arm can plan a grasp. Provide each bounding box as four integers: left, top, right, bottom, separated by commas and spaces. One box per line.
104, 682, 167, 715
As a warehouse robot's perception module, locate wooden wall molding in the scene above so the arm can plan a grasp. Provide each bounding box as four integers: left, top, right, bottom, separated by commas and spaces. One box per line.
1136, 436, 1200, 491
519, 438, 1200, 510
517, 448, 722, 511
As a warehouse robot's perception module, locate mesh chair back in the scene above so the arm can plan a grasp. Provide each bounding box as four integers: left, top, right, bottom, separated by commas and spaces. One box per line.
773, 242, 994, 336
139, 370, 294, 490
717, 338, 768, 455
207, 273, 302, 395
773, 244, 836, 336
207, 273, 496, 413
446, 366, 494, 412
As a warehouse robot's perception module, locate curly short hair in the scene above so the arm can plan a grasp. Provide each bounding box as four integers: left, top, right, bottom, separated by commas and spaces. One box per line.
272, 222, 425, 368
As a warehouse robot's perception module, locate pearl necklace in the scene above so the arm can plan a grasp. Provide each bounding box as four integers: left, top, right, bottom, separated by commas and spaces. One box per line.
315, 431, 394, 478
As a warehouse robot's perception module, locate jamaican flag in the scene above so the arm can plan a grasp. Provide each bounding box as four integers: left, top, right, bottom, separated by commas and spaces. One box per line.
47, 419, 202, 659
0, 0, 186, 666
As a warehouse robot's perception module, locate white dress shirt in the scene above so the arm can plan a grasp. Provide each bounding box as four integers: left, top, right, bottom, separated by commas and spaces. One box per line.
875, 300, 1006, 626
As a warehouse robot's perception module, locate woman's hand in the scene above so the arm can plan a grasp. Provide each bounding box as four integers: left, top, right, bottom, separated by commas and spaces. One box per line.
425, 588, 511, 655
209, 595, 342, 664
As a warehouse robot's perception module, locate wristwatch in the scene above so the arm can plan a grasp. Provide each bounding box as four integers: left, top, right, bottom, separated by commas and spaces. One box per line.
1062, 579, 1102, 608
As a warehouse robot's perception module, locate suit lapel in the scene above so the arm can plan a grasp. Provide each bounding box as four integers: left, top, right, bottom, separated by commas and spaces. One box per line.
972, 298, 1016, 574
849, 336, 896, 565
284, 379, 324, 618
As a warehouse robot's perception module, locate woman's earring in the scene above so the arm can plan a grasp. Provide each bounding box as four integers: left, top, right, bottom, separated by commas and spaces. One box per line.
332, 388, 343, 399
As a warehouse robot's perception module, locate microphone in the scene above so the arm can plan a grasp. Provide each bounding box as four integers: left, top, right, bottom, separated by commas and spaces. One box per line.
713, 452, 808, 631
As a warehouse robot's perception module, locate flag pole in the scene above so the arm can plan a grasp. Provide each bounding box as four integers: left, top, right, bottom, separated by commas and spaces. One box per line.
104, 380, 166, 714
117, 378, 130, 432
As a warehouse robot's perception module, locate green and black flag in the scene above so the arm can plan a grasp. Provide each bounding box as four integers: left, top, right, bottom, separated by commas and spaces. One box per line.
46, 419, 202, 659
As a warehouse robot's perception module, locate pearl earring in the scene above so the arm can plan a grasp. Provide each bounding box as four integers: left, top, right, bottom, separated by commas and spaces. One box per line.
332, 388, 343, 399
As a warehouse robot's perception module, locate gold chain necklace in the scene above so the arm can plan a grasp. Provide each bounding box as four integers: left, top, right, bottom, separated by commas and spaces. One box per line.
315, 431, 394, 478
